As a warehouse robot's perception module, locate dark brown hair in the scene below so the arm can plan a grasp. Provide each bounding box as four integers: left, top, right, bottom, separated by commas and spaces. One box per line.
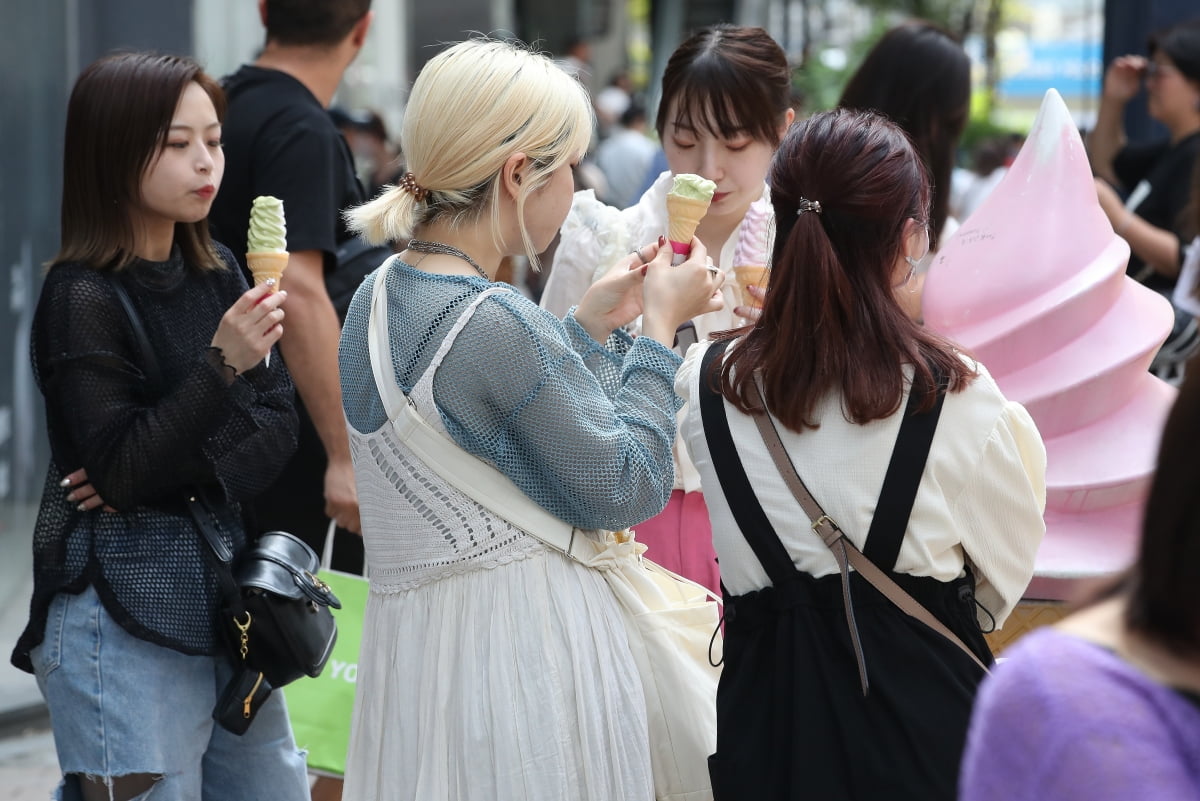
1148, 17, 1200, 85
838, 21, 970, 251
1123, 353, 1200, 653
1186, 157, 1200, 270
655, 24, 792, 146
54, 52, 226, 272
715, 108, 976, 431
264, 0, 372, 47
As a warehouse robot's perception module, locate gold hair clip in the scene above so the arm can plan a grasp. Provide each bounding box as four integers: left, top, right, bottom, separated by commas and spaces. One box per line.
398, 172, 429, 202
796, 198, 822, 216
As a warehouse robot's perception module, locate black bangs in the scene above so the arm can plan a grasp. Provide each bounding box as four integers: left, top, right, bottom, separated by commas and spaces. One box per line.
655, 25, 792, 146
657, 49, 787, 143
660, 57, 787, 145
1149, 20, 1200, 84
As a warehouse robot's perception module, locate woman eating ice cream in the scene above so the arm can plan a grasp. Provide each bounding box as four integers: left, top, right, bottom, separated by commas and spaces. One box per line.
14, 52, 305, 801
540, 24, 794, 593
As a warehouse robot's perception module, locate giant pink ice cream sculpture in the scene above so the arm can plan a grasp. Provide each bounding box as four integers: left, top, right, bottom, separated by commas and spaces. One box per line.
924, 89, 1177, 600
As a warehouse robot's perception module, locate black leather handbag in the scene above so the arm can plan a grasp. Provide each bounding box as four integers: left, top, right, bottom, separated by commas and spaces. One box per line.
234, 529, 342, 686
186, 494, 342, 690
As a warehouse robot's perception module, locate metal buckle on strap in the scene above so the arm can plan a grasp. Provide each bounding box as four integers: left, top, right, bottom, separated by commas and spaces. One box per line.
810, 514, 841, 545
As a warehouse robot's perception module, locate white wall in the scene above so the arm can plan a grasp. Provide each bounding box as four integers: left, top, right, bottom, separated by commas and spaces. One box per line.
192, 0, 411, 134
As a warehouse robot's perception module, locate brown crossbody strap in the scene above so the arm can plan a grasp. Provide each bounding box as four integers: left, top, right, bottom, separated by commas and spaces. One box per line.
748, 380, 991, 681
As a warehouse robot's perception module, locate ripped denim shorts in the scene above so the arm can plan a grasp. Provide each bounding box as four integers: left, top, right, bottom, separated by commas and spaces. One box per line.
30, 585, 310, 801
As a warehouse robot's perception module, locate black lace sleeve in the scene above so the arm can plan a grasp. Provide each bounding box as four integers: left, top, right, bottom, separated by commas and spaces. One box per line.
199, 266, 299, 501
34, 263, 297, 511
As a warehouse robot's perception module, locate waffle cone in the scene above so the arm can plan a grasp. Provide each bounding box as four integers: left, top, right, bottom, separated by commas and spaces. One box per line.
733, 265, 770, 309
247, 251, 289, 289
666, 194, 711, 250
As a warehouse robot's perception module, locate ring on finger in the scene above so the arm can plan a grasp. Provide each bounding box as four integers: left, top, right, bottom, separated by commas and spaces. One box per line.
705, 258, 720, 277
630, 247, 647, 264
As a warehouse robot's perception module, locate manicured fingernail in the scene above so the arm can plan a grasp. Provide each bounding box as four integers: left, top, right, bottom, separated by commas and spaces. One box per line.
59, 478, 72, 487
641, 265, 648, 276
66, 492, 76, 502
265, 278, 276, 287
77, 504, 87, 512
658, 235, 666, 246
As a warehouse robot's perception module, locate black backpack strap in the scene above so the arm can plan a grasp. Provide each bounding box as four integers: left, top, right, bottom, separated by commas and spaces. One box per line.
697, 340, 797, 588
862, 366, 947, 571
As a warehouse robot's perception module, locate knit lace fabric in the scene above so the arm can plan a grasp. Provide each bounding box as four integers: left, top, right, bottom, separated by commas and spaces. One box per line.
12, 244, 297, 672
338, 258, 683, 591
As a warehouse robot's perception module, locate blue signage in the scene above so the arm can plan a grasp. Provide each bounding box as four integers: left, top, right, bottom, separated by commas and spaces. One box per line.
998, 40, 1103, 99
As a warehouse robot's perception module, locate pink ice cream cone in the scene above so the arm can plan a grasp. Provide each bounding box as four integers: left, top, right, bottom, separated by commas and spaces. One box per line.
924, 89, 1176, 600
732, 199, 774, 310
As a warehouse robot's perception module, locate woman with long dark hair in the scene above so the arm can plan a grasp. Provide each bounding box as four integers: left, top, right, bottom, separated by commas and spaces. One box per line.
838, 20, 971, 321
839, 20, 971, 254
676, 108, 1046, 800
13, 52, 306, 800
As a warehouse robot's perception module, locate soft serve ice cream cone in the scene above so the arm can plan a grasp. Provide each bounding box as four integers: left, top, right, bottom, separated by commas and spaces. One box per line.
247, 196, 288, 290
732, 198, 773, 310
666, 174, 716, 264
924, 89, 1176, 603
247, 195, 288, 366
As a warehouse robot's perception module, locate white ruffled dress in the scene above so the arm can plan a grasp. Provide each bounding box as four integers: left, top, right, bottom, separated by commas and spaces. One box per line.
338, 259, 681, 800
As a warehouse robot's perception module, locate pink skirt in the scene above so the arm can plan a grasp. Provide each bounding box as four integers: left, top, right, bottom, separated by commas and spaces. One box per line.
633, 490, 720, 595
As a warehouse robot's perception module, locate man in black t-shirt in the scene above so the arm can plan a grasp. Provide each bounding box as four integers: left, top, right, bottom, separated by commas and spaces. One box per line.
209, 0, 374, 573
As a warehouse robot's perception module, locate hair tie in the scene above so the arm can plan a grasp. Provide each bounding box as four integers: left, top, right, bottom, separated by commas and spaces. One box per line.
796, 197, 822, 216
398, 172, 429, 202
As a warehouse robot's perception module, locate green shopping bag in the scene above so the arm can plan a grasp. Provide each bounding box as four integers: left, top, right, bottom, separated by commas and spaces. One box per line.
282, 524, 369, 777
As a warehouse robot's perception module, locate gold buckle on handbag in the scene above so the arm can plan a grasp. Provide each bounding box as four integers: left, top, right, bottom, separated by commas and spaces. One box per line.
305, 571, 332, 593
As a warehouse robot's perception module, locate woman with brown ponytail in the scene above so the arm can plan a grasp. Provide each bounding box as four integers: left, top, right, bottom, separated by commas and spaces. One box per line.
675, 108, 1047, 801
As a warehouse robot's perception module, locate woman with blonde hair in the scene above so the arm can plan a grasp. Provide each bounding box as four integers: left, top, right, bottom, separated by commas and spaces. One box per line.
337, 39, 723, 799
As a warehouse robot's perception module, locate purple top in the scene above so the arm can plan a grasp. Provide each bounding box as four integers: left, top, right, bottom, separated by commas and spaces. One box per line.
960, 628, 1200, 800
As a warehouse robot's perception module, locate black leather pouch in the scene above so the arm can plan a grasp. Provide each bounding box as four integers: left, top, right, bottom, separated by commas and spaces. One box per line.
213, 667, 273, 736
234, 531, 341, 687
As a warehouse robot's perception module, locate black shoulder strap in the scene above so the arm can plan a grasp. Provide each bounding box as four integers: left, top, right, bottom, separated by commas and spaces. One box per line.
861, 367, 947, 571
106, 273, 242, 606
106, 273, 162, 392
697, 340, 798, 587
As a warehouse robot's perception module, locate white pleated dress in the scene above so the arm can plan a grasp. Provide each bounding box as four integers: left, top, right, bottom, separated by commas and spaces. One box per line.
342, 271, 654, 801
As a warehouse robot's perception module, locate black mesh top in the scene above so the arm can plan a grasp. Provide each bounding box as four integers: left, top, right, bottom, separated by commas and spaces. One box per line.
11, 243, 297, 673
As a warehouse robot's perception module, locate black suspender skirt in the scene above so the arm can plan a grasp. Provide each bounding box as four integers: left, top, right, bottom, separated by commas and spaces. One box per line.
698, 341, 992, 801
